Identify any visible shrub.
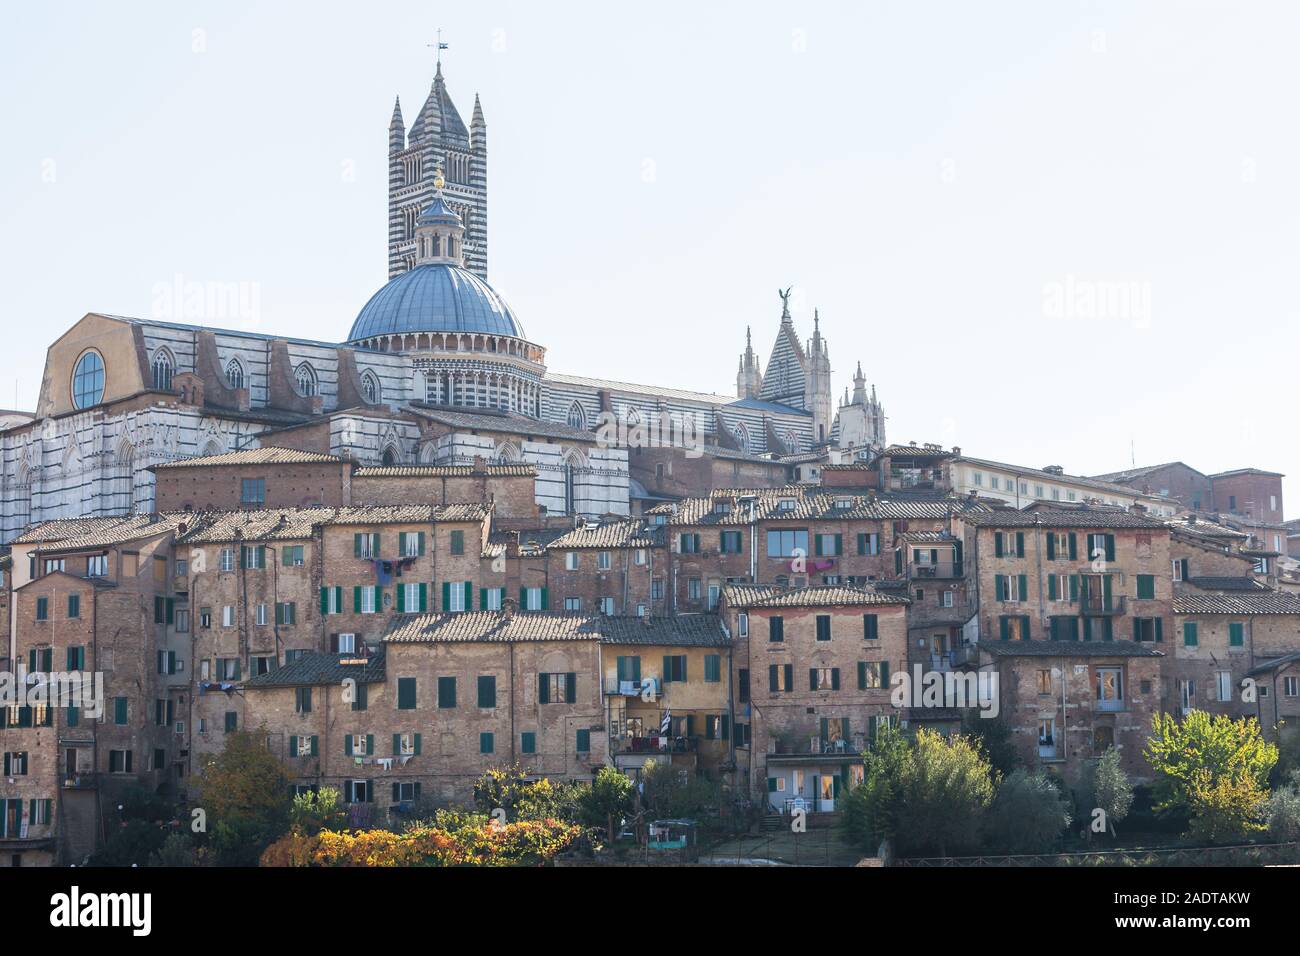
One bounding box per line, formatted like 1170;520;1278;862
985;769;1072;853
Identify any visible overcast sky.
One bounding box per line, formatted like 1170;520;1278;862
1;1;1296;508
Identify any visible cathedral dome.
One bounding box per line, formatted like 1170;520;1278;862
347;262;525;341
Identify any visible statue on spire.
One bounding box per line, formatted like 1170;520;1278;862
778;287;792;320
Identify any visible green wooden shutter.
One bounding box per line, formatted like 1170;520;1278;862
999;616;1009;641
880;661;889;687
1020;615;1031;640
831;668;840;690
1046;534;1056;560
353;534;362;557
1048;575;1057;601
345;735;353;756
566;672;576;704
1067;533;1077;560
1018;574;1028;601
464;581;473;610
1105;534;1115;562
858;661;867;689
290;736;299;757
396;583;406;612
1069;575;1079;602
809;668;818;690
994;532;1004;557
443;582;451;611
1155;617;1163;643
538;673;549;704
1015;532;1025;557
419;583;428;613
353;586;361;613
393;734;401;756
784;664;793;691
769;665;778;691
320;587;329;614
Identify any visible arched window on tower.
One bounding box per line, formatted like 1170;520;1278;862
361;371;381;404
225;358;244;390
152;349;175;391
295;363;317;397
566;401;587;431
732;423;750;455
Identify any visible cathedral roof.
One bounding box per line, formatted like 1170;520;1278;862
348;263;525;341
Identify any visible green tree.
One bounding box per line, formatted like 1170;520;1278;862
289;786;347;836
896;729;998;856
149;832;196;867
961;712;1019;777
1083;747;1134;839
583;766;636;842
985;769;1072;853
196;728;292;865
1144;710;1276;843
843;724;910;851
1266;771;1300;842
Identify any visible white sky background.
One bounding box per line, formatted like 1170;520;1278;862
1;1;1297;508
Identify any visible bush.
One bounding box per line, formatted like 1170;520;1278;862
1078;748;1134;839
289;787;348;836
985;770;1072;853
149;832;196;867
1266;776;1300;842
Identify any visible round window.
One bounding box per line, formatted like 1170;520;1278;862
72;350;105;408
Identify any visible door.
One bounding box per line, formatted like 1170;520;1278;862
817;774;836;812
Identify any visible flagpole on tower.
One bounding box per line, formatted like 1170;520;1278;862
428;28;449;68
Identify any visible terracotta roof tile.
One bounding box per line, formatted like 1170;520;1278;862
382;610;602;643
151;447;347;469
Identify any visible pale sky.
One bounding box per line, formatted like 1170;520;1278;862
1;1;1296;509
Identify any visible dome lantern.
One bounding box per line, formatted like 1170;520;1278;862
414;168;466;267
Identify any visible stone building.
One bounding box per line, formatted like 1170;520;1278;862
721;584;909;810
1;514;190;865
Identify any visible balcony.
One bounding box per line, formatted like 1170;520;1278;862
950;644;980;667
62;772;98;790
909;561;964;581
1096;698;1126;713
614;735;697;755
604;677;661;697
1080;595;1126;616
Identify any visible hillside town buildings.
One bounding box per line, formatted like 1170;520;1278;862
0;56;1295;867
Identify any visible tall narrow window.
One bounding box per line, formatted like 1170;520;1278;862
152;349;174;391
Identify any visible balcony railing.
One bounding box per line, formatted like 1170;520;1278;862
908;561;964;580
1097;699;1125;713
1080;595;1126;615
615;735;697;754
950;644;980;667
62;772;97;790
604;678;661;697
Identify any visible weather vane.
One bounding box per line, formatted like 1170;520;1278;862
428;28;449;68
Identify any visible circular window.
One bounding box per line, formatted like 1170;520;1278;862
72;350;105;409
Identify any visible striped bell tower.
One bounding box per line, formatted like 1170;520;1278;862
387;57;488;280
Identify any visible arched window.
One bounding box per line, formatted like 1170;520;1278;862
566;401;587;431
624;407;641;426
71;350;105;409
381;445;399;466
152;349;175;391
361;371;381;404
732;423;750;454
295;363;317;397
495;442;521;464
225;358;244;390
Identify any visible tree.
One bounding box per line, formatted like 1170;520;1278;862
196;728;292;865
149;832;196;867
844;727;997;857
1144;710;1277;843
985;769;1072;853
1266;771;1300;842
843;724;910;851
961;712;1019;777
896;729;998;856
582;766;635;843
1078;747;1134;839
289;787;347;836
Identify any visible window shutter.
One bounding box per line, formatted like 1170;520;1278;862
1018;575;1027;601
393;734;401;756
418;531;426;555
414;733;421;755
784;664;793;691
1015;532;1024;557
345;735;353;756
880;661;889;687
353;586;361;613
809;668;818;691
541;587;550;610
565;672;577;704
1068;533;1077;560
1069;575;1079;602
994;532;1004;557
366;734;374;755
354;534;361;558
1155;618;1163;643
320;587;329;614
1048;575;1057;601
1105;534;1115;562
290;736;299;757
538;673;550;704
1021;615;1031;640
480;588;488;610
815;535;823;557
311;736;318;756
418;583;427;612
519;587;527;609
443;582;451;610
994;575;1004;601
464;581;473;610
831;668;840;690
1046;535;1056;560
396;584;406;613
858;661;867;690
999;616;1009;641
769;665;778;692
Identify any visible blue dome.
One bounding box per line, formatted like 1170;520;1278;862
348;264;525;341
